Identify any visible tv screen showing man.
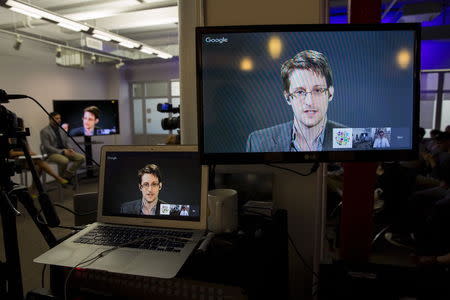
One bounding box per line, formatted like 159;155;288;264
69;106;101;136
246;50;345;152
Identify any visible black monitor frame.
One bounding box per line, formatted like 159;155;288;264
52;99;120;137
196;23;421;164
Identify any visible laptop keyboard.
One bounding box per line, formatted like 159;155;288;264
73;225;193;252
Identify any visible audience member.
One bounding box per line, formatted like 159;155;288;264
9;142;68;197
425;128;442;154
40;112;85;181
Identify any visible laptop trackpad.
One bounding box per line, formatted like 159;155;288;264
95;249;140;271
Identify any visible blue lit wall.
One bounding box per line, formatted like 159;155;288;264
330;4;450;70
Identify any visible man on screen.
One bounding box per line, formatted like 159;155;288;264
120;164;167;215
69;106;101;136
373;130;390;148
246;50;344;152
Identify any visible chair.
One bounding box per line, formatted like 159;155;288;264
39;144;79;201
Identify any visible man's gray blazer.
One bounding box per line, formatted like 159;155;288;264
120;199;166;215
40;125;69;155
245;120;345;152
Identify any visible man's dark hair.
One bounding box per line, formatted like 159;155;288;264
430;129;442;138
418;127;426;139
84;106;100;119
138;164;162;184
49;111;60;119
281;50;333;94
435;131;450;142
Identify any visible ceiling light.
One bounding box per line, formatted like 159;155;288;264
13;34;22;50
57;21;88;32
115;60;125;69
4;0;89;32
9;6;41;19
56;46;62;58
140;46;157;55
92;30;112;42
140;46;172;59
2;0;173;59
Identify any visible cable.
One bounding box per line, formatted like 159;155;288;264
54;203;96;216
266;161;320;176
25;95;101;167
36;208;87;231
288;233;320;280
41;264;47;288
63;233;195;300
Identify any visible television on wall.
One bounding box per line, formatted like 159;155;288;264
53;100;120;137
196;23;421;164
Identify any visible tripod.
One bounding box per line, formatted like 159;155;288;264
0;120;59;299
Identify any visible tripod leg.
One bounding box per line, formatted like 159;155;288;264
0;190;24;300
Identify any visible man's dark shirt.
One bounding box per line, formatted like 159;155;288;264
52;125;64;149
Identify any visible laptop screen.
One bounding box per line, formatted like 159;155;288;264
101;150;202;222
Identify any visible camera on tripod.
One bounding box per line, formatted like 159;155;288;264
157;103;180;131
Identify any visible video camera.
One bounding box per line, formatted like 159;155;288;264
157;102;180;131
0;105;26;159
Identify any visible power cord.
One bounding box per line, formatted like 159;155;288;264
63;233;195;300
41;264;46;288
25;95;100;167
36;208;87;231
288;233;320;281
266;161;320;176
54;203;97;216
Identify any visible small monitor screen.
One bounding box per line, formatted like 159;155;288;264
53;100;120;136
101;151;202;221
196;24;420;163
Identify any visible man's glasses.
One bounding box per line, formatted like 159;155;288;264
288;87;329;101
140;182;160;189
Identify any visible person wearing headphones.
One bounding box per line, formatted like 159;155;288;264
120;164;167;215
246;50;345;152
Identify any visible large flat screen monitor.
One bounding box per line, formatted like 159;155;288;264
53;100;120;137
196;24;421;164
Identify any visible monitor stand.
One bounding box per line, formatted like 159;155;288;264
83;136;95;178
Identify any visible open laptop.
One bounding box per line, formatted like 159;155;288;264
34;145;208;278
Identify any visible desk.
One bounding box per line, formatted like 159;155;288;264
49;210;288;300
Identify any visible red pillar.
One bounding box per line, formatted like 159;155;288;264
339;0;381;263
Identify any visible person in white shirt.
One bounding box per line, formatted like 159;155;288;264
373;130;390;148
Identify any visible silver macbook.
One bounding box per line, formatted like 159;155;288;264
34;145;208;278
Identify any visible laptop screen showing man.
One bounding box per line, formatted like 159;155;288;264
97;145;208;230
102;150;201;221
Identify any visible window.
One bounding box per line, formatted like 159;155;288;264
131;80;180;136
420;71;450;136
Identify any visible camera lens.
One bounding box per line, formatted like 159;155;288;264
161;116;180;130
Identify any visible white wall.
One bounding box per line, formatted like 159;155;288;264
178;1;326;299
0;33;122;153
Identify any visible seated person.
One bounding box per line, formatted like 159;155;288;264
120;164;167;215
69;106;102;136
40;112;85;181
9;143;68;196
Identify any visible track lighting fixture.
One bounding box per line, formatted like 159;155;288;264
115;60;125;69
55;45;62;58
2;0;173;59
13;34;22;50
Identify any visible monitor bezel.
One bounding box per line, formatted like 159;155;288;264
52;99;120;137
196;23;421;164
